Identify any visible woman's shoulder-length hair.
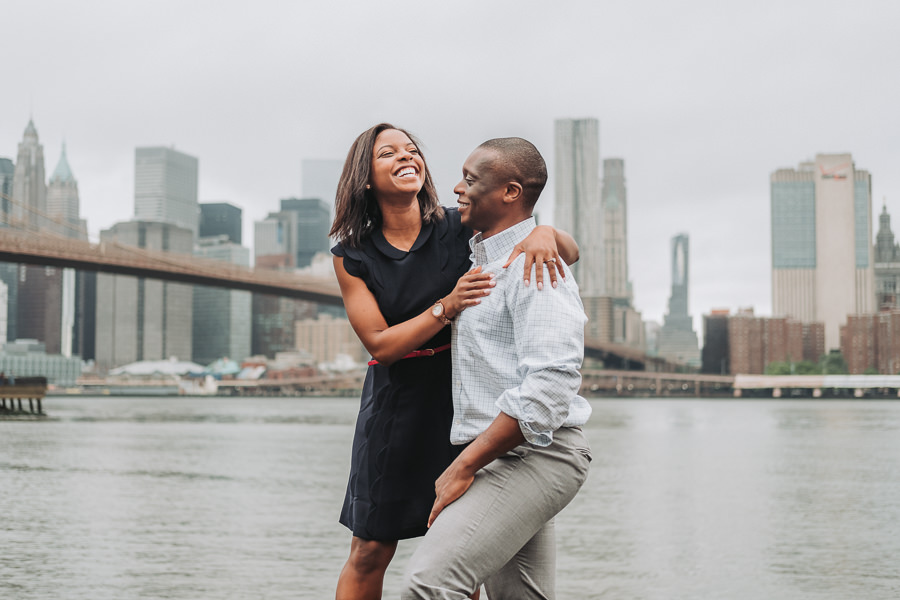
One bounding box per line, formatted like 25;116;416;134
329;123;443;248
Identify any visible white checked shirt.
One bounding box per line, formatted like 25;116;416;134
450;217;592;447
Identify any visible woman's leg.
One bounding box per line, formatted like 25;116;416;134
336;536;398;600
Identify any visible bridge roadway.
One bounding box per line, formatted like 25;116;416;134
0;228;672;369
0;228;343;305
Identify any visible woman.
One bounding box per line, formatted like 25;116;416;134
331;124;578;599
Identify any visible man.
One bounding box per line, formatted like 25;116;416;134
400;138;592;599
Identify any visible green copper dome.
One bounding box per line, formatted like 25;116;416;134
50;142;75;183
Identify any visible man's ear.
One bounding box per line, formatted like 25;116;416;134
504;182;523;204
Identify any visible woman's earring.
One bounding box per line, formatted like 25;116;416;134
365;184;371;190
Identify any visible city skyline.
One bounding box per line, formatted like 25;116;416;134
3;0;899;331
2;114;895;334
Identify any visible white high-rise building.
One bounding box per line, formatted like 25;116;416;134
554;118;603;296
134;147;199;236
771;153;875;350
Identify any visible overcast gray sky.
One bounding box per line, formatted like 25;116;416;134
3;0;899;329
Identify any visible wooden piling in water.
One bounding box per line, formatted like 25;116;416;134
0;377;49;418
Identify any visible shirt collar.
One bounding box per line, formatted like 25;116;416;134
470;217;536;266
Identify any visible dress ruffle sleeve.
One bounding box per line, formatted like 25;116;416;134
332;242;369;280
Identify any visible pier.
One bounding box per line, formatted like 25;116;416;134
581;371;900;399
0;377;49;418
582;369;734;397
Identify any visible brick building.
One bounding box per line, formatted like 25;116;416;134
703;309;824;375
840;310;900;374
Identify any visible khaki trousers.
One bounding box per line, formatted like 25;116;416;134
400;427;592;600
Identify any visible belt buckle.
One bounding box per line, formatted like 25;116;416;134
422;348;435;356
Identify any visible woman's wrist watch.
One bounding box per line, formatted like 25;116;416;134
431;299;452;326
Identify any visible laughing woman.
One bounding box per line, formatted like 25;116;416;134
331;123;578;599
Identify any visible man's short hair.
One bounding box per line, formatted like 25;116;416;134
477;138;548;207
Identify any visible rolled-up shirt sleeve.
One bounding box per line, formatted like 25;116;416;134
494;262;587;446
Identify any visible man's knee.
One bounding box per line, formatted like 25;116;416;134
401;560;473;599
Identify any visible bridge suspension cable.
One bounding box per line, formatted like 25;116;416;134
0;189;95;242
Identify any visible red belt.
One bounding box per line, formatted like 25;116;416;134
367;343;451;366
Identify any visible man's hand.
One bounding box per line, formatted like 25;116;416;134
427;412;526;528
428;461;475;528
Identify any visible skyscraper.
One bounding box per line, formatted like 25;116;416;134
193;237;251;365
771;154;874;350
199;202;242;244
0;160;16;341
0;158;14;226
95;221;194;370
554;118;603;295
255;198;331;269
12;119;46;230
16;265;64;355
251;201;324;359
134;147;199;236
874;204;900;310
657;233;700;366
46;143;86;239
9;121;72;355
280;198;331;268
602;158;630;300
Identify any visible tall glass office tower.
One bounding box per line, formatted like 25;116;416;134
554;118;603;295
771;154;874;350
134;147;199;236
200;202;242;244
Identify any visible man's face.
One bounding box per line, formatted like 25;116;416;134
454;148;507;236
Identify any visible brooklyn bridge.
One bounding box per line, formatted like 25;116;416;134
0;191;678;372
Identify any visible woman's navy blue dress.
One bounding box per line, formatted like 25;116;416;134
332;207;472;541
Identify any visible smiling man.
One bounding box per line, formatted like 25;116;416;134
400;138;593;600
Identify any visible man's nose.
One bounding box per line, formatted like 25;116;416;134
453;180;465;194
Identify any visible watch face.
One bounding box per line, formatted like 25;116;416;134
432;303;443;317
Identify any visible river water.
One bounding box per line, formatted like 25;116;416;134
2;396;899;599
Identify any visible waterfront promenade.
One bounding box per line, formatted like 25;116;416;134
50;371;900;400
